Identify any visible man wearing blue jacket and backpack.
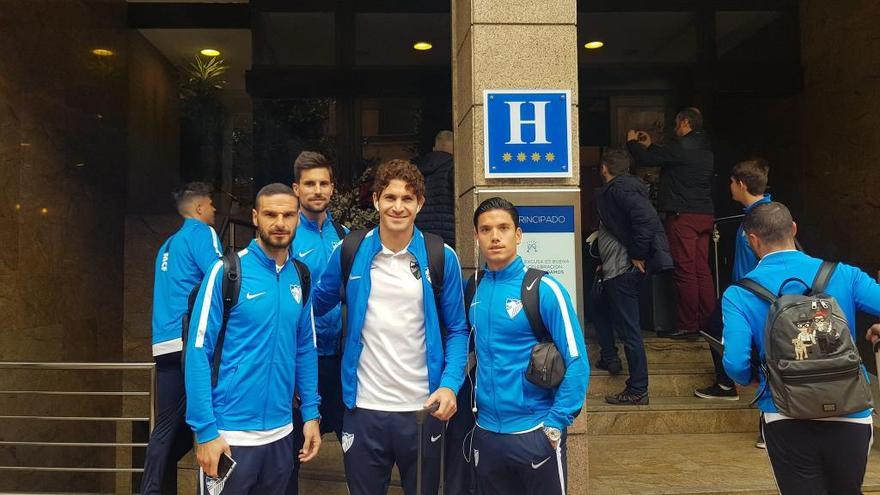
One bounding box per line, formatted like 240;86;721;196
468;197;589;495
185;184;321;494
722;202;880;494
312;159;468;495
142;182;221;495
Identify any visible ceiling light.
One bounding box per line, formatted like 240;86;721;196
584;41;604;50
40;207;48;215
413;41;433;51
92;48;114;57
200;48;221;57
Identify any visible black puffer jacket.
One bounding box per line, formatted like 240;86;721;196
626;130;714;214
596;174;674;274
415;151;456;248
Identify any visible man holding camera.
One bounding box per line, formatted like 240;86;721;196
467;197;589;495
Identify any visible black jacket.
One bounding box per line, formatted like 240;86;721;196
415;151;456;248
626;130;714;214
596;174;674;274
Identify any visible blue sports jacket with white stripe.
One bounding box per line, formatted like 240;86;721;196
469;256;589;433
151;218;222;356
184;239;320;444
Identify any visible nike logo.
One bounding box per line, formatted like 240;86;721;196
430;434;442;443
470;301;480;307
531;456;551;469
349;275;362;281
245;292;266;300
298;249;315;258
526;278;538;291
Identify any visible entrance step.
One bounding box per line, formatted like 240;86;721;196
588;432;880;494
583;395;760;435
587;335;714;366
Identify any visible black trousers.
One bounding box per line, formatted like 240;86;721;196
593;271;649;394
141;352;193;495
445;371;479;495
705;305;735;387
473;427;567;495
763;416;873;495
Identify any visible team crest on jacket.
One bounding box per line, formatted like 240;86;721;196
290;284;302;304
506;298;523;319
341;432;354;453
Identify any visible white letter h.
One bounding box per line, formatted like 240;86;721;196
505;101;550;145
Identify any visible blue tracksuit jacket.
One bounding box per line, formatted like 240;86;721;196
185;239;320;444
151;218;222;356
722;249;880;416
312;227;469;409
730;194;772;282
469;257;589;433
292;212;348;356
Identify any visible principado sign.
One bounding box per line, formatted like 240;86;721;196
483;89;573;179
517;205;577;299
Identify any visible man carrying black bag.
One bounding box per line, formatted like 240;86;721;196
467;197;589;495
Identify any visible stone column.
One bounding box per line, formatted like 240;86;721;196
451;1;587;493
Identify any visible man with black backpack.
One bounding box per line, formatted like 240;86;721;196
142;182;221;495
466;197;589;495
722;202;880;494
185;184;321;494
311;159;468;495
287;151;348;495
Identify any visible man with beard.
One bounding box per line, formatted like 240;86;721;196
185;183;321;494
287;151;348;495
312;159;469;495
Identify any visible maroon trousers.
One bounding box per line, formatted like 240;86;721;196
665;213;716;332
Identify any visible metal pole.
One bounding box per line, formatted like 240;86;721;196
713;223;721;299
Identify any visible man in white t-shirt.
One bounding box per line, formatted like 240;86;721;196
312;159;469;494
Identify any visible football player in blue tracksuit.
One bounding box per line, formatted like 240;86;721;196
722;202;880;494
468;197;589;495
142;182;221;495
287;151;348;495
696;158;772;402
186;184;321;495
312;159;469;495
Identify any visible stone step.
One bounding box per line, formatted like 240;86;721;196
588;432;880;494
589;363;719;397
587;336;715;366
582;395;761;435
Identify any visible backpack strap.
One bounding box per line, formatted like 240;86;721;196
423;232;446;318
339;229;370;303
463;271;484;329
331;219;347;242
292;258;311;306
521;268;550;343
735;278;776;304
211;253;241;388
810;261;838;295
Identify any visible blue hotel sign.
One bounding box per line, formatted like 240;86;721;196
483;89;573;178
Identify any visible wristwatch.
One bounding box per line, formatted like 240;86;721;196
543;426;562;444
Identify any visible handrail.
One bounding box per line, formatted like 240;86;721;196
712;214;746;298
0;361;156;483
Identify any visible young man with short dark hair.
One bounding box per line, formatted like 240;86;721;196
286;151;349;495
141;182;221;495
592;149;673;406
468;197;589;495
312;159;469;495
696;158;771;401
722;201;880;493
186;184;321;494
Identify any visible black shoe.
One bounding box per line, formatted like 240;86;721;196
595;359;623;375
694;382;739;401
604;390;649;406
655;330;676;338
668;330;700;341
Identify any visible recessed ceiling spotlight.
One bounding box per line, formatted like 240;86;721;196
584;41;604;49
413;41;433;51
200;48;221;57
92;48;114;56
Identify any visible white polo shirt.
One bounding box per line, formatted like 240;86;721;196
355;242;429;411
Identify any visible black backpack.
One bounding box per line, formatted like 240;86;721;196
337;229;446;350
737;261;873;418
464;268;567;389
181;253;311;388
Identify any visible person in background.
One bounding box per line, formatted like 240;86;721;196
415;130;456;248
141;182;221;495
